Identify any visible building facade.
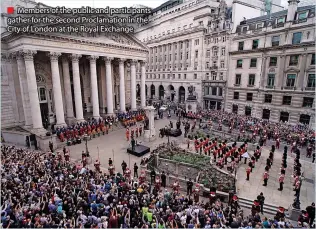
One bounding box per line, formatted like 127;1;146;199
134;0;283;108
225;1;315;127
1;0;148;132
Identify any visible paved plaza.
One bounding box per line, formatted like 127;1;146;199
64;116;315;212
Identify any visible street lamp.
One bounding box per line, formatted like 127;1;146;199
83;134;89;157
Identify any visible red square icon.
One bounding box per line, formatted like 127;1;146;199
7;7;14;14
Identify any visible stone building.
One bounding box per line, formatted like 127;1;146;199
134;0;283;107
1;0;148;139
225;0;315;127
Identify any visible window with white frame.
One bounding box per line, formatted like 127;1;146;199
206;50;210;58
219;72;223;80
212;72;217;80
38;87;47;102
220;61;225;68
195;39;199;45
221;47;225;56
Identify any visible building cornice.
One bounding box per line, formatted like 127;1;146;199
233;23;314;40
1;32;149;53
229;41;315;55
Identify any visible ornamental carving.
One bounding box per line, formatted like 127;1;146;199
88;55;99;62
71;54;82;62
48;52;61;61
103;57;113;64
130;59;138;65
36;74;46;83
269;68;275;73
19;50;37;61
118;58;126;64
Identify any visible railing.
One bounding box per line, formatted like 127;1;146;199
293;18;307;24
305;87;315;91
265;85;275;89
283;86;295;90
272;23;284;28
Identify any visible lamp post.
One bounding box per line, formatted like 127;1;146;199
83;134;89;157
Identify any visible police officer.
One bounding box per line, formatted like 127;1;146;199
187;178;193;196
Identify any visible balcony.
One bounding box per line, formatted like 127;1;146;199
305;87;315;91
247;84;255;87
283;86;296;90
210;66;218;70
212;56;218;60
265;85;275;89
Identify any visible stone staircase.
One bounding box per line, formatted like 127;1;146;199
238;197;288;217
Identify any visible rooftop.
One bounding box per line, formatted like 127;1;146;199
239;5;315;24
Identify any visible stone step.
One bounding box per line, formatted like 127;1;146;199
238;197;288;217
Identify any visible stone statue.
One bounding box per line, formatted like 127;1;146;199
187;86;197;101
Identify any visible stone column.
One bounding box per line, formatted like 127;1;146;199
260;57;267;88
16;52;32;127
61;56;74;120
130;60;137;111
48;52;66;127
119;58;126;112
141;61;146;108
88;55;100;118
277;55;286;88
71;54;84;121
22;50;44;130
104;57;114;114
298;54;307;89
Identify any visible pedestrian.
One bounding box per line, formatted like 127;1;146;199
133;163;138;178
306;203;315;227
312;153;315;163
150;169;156;184
187;178;193;196
161;171;166;188
246;167;251;181
257;192;265;214
121;160;127;173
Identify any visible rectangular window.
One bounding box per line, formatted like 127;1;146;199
234;92;239;100
212;72;217;80
307;74;315;88
283;96;292;105
248;74;255;86
245;106;252;116
164;46;167;51
277;17;285;24
219;72;223;80
269;57;278;66
252;39;259;49
195;39;199;45
169;54;171;60
232;104;238;114
206;62;209;68
184;74;187;79
178;74;181;79
303;97;313;107
175;53;177;60
250;58;257;68
194;74;197;79
267;74;275;87
238;41;244;51
299;114;310;125
38;88;46;101
195;50;198;58
180;52;183;60
220;61;225;68
271;35;280;47
289;55;299;66
292;32;302;44
164;55;167;61
235;74;241;85
187;41;189;48
246;93;253;101
186;52;189;60
311;54;315;65
180;42;183;49
221;48;225;56
212;87;217;95
236;59;243;68
298;12;307;20
286;74;296;87
280;112;289;122
206;50;210;58
169;44;171;50
264;94;272;103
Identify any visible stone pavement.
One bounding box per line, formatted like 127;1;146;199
62;116;315;212
236;145;315;211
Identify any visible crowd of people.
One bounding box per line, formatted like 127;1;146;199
117;110;146;128
3;144;315;228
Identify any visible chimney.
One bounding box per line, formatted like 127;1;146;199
287;0;300;22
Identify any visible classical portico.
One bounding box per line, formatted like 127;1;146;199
1;32;148;133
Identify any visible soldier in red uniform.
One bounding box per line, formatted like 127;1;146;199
154;176;161;192
278;171;285;191
251;200;260;216
276;137;280;149
59;132;65;142
139;170;146;184
135;126;139;138
126;128;130;141
263;169;269;186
